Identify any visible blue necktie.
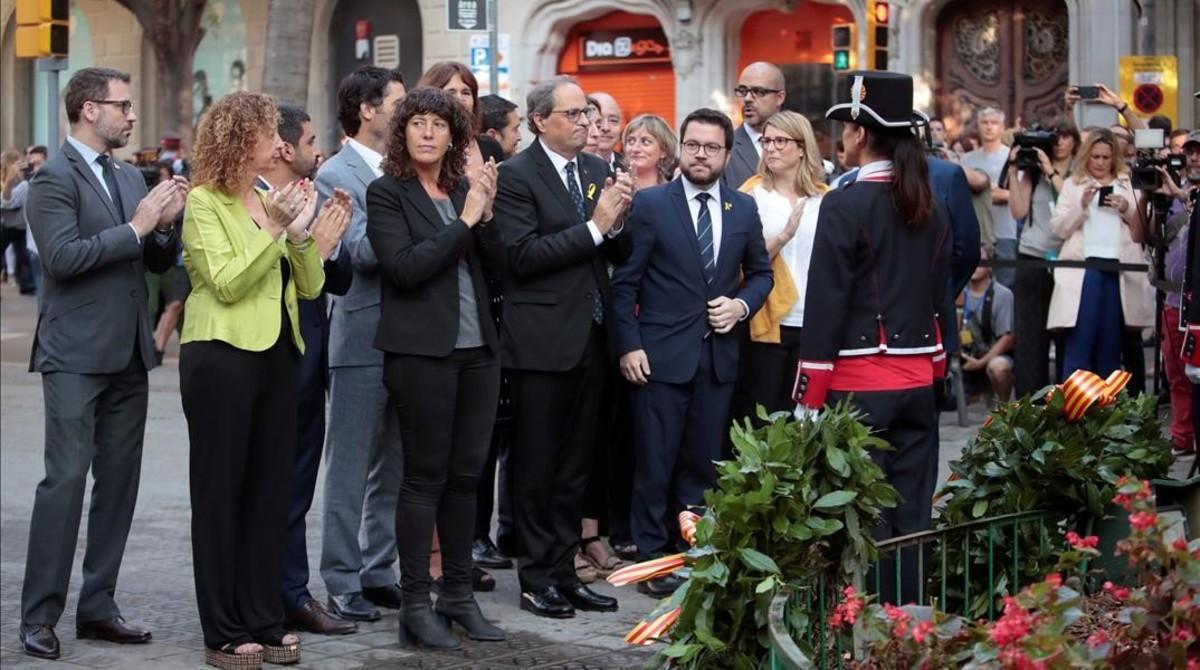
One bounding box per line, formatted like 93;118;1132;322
695;192;715;284
565;162;604;324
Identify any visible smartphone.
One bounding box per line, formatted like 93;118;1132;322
1097;185;1114;206
1074;85;1100;100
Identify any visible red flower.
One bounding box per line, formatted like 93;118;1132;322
912;620;935;644
883;603;912;637
1174;627;1193;644
828;587;865;629
989;597;1033;647
1173;538;1190;552
999;647;1045;670
1043;573;1062;588
1065;531;1099;550
1129;511;1158;532
1087;630;1110;648
1103;581;1131;601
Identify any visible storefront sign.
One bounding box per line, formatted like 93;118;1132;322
578;28;671;68
447;0;488;32
1119;55;1178;127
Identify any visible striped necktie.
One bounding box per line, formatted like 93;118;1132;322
695;192;715;284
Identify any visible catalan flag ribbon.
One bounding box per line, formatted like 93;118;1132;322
1059;369;1131;421
608;511;703;645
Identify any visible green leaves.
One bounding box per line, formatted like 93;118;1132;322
650;401;900;669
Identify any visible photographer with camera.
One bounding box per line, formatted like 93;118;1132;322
1047;129;1152;380
1006;120;1081;395
1154;131;1200;452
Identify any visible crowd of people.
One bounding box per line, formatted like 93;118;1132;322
8;56;1199;670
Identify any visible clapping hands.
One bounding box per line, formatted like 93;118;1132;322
310;188;352;260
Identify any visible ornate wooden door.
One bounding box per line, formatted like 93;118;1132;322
936;0;1069;137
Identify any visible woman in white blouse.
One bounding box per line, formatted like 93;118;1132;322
1047;128;1150;379
730;110;828;421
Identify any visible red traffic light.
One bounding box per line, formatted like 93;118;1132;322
874;1;890;25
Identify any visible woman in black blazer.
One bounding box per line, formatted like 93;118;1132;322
366;87;505;650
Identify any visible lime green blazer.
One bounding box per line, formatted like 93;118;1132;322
181;185;325;353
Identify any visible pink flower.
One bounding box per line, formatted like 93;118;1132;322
1129;511;1158;532
1173;538;1190;552
1065;531;1099;550
1087;630;1110;648
1174;627;1193;644
912;620;935;644
999;647;1045;670
1043;573;1062;588
883;603;911;637
1103;581;1131;601
828;587;865;629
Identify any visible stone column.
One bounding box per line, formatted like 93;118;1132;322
1070;0;1135;129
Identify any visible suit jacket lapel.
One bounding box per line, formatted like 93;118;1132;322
578;158;602;221
732;126;759;184
529;141;582;224
114;161;141;224
341;144;379;191
671;180;707;282
62;142;121;225
399;178;448;232
715;183;738;277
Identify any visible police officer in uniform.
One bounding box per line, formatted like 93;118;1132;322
792;72;951;553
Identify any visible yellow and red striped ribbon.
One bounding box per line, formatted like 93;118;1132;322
1059;369;1131;421
611;511;705;645
625;603;682;645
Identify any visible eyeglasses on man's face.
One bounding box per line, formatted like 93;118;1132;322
548;107;599;124
681;140;725;157
734;86;782;99
759;136;803;151
91;100;134;115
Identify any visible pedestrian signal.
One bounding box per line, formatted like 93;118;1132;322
831;24;854;72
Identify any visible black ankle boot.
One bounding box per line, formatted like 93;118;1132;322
399;603;460;650
435;594;506;641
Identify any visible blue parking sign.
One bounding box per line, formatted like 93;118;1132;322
470;47;489;67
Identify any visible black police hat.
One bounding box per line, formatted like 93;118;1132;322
825;70;928;129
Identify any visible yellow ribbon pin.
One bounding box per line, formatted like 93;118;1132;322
587;183;597;201
723;201;732;211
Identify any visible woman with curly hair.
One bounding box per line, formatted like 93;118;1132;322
366;87;505;650
180;91;328;670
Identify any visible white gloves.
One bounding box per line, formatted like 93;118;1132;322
1186;364;1200;385
794;404;821;421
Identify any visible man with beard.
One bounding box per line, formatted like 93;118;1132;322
19;67;188;660
725;62;786;189
613;108;773;596
258;104;356;634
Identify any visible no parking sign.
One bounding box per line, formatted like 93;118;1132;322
1119;55;1178;128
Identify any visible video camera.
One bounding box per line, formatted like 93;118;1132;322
1012;127;1058;171
1130;129;1184;190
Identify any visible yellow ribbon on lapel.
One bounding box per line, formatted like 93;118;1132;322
586;183;597;201
723;201;732;211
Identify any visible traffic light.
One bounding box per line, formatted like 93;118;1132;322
831;24;855;72
15;0;69;59
868;1;890;70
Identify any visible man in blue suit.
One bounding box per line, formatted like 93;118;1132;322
612;109;773;596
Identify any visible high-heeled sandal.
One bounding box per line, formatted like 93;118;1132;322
205;642;263;670
254;633;300;665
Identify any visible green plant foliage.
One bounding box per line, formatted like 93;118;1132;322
652;402;900;669
932;387;1172;618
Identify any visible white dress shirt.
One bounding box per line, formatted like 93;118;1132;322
346;138;385;178
753;186;822;327
681;176;749;320
744;123;764;158
681;176;724;261
538;138;613;246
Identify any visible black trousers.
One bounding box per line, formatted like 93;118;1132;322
1013;259;1055;397
475;404;513;547
282;300;326;612
730;325;804;424
509;327;607;591
582;370;635;545
22;349;146;625
831;387;937;605
1;226;34;292
385;347;499;601
181;335;297;649
631;338;734;559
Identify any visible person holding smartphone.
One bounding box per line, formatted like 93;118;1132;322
1047;129;1151;379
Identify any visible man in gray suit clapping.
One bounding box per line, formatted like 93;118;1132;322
19;67;187;661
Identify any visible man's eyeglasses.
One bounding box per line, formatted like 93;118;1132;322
734;86;782;99
548;107;599;124
759;137;803;151
681;140;725;157
91;100;134;115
